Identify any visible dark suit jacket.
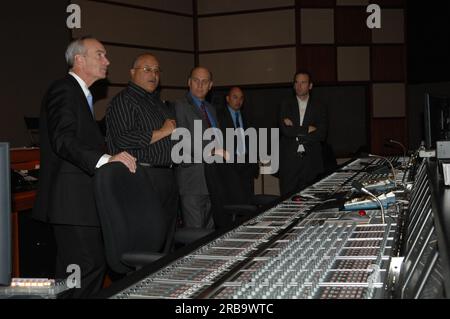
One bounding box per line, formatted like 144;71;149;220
174;94;219;195
279;95;327;181
217;106;259;176
33;75;105;226
217;106;249;154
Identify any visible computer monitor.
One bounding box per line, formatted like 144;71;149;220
424;93;450;149
0;142;11;286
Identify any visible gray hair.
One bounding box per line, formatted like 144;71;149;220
65;36;94;68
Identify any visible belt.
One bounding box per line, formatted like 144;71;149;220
139;162;173;169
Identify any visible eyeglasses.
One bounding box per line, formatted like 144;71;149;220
134;66;162;74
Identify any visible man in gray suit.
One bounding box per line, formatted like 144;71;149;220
174;67;218;229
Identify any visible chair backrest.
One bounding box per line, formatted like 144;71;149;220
94;162;167;273
204;163;251;228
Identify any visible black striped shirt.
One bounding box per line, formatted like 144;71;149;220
106;82;174;165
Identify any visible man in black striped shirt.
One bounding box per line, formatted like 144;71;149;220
106;53;178;252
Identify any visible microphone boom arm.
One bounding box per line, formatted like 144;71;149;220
352;181;386;224
369;154;398;188
360;189;386;224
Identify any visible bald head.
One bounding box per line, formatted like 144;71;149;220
226;87;244;111
130;53;160;93
188;66;213;100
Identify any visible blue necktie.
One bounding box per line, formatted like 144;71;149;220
235;112;241;128
87;92;94;117
235;112;245;155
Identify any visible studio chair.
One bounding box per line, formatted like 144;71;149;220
94;162;213;273
173;227;214;249
24;116;40;147
204;162;279;228
94;162;168;274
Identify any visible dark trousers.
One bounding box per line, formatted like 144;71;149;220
140;167;178;253
53;224;106;299
279;156;318;196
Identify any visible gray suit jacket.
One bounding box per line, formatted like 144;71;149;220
174;94;219;195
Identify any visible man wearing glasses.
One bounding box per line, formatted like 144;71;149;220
106;53;178;253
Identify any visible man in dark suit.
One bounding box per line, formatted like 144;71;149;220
174;67;220;229
279;70;327;196
217;87;258;199
33;37;136;298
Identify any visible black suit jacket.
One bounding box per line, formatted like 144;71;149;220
33;75;105;226
217;106;249;157
279;95;327;179
217;107;258;195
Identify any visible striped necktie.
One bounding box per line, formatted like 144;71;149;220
200;102;212;128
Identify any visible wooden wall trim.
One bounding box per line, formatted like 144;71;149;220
101;41;194;54
199;44;296;55
198;6;295;18
89;0;193;17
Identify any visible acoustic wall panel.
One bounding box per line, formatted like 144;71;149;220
337;47;370;81
199;48;296;86
300;9;334;44
197;0;294;15
372;9;405;44
372;83;406;117
72;0;193;51
198;10;295;51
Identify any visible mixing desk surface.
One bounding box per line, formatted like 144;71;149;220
107;156;422;299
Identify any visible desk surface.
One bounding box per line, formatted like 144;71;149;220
10;148;40;171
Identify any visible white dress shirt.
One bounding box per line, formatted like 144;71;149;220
296;95;309;153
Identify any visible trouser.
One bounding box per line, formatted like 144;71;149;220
279;157;319;196
53;224;106;299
